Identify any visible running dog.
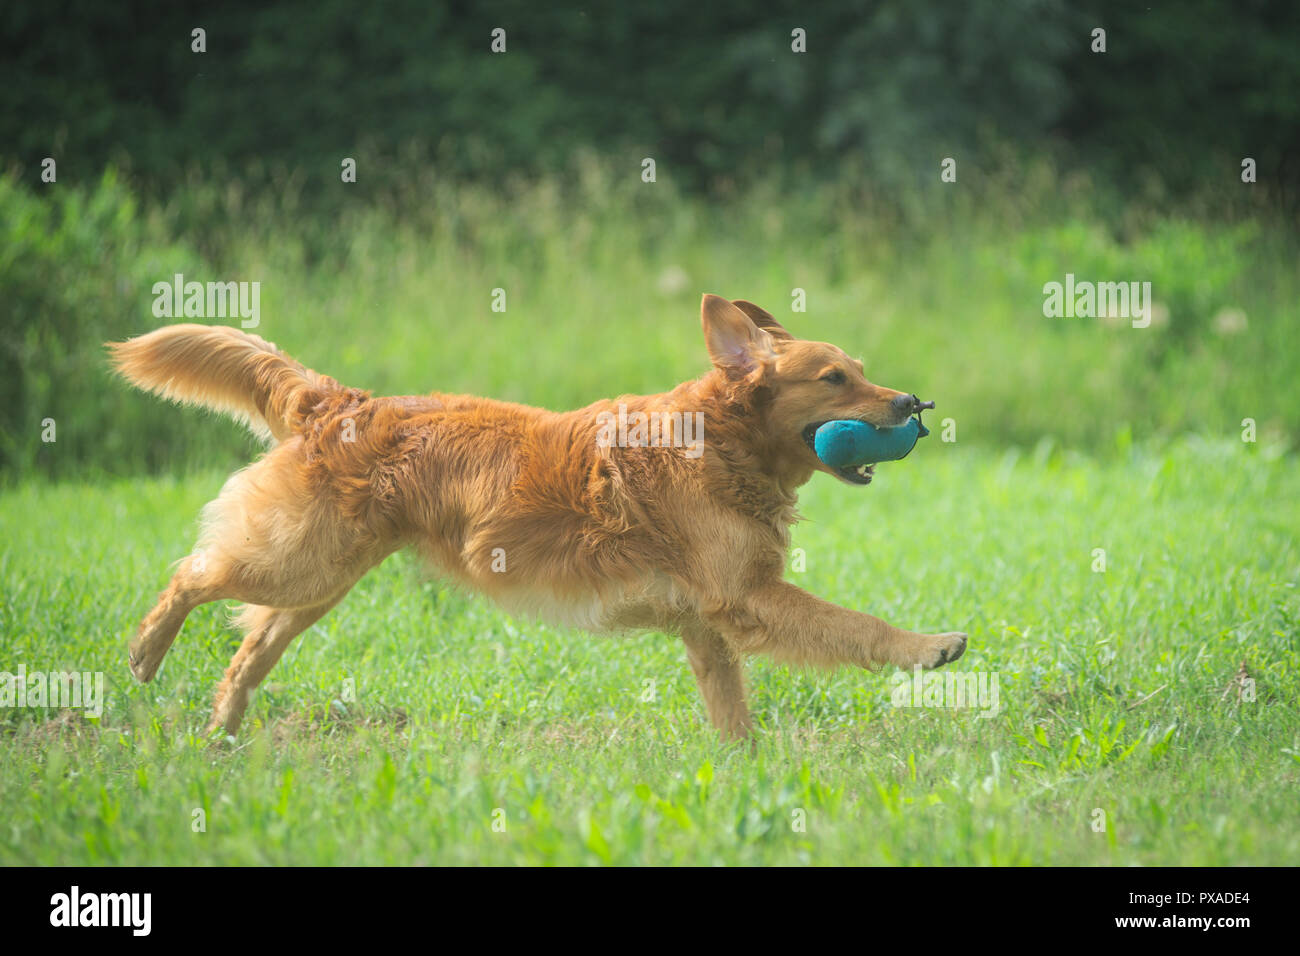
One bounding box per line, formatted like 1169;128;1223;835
109;295;966;739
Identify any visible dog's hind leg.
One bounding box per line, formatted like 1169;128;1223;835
128;552;236;683
681;622;753;741
205;597;347;736
128;438;390;685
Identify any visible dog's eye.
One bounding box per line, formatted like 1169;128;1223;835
820;370;847;386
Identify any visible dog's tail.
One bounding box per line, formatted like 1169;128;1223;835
107;325;344;442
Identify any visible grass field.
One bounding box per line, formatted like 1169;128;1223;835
5;164;1299;480
2;437;1296;865
3;159;1297;865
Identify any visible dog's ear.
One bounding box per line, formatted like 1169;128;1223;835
701;294;776;374
731;300;793;341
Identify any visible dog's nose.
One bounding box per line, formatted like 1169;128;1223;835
891;393;919;415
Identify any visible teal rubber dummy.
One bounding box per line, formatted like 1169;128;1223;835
813;416;930;467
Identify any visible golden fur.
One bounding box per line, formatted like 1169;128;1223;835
108;295;966;739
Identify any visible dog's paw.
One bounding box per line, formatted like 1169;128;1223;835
917;631;968;670
127;642;161;683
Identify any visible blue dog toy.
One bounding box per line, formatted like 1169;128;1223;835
813;415;931;467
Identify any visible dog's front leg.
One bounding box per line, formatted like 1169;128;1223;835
706;579;967;672
680;622;753;741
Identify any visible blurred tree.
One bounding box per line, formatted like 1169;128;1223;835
4;0;1293;198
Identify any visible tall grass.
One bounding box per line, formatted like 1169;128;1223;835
2;154;1295;481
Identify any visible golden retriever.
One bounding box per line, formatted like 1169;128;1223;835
109;295;966;739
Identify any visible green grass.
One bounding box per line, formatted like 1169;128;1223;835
1;438;1296;865
4;156;1298;864
5;161;1298;480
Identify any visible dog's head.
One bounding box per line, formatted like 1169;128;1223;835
700;294;931;486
